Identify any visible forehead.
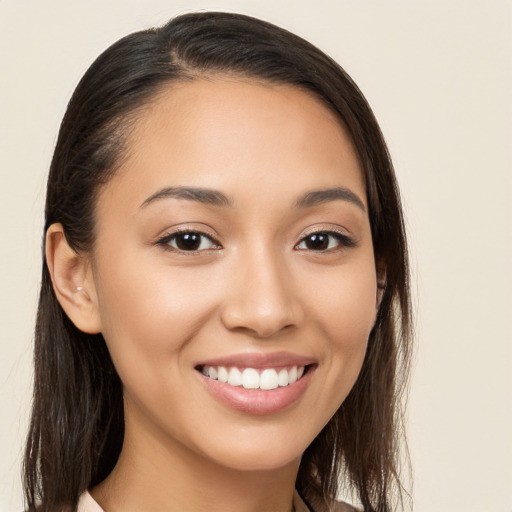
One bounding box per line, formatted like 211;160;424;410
98;78;365;212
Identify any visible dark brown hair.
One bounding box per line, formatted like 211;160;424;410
24;11;412;512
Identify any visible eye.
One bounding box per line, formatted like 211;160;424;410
296;231;355;251
158;231;220;252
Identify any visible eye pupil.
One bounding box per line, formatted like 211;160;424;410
306;233;329;250
176;233;201;250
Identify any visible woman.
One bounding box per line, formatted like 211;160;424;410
24;11;412;512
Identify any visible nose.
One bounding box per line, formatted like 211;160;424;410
220;248;304;338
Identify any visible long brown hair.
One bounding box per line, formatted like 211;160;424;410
24;11;412;512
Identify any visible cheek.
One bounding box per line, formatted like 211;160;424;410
92;252;219;380
312;256;377;343
309;257;377;395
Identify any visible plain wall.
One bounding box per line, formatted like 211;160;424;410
1;1;511;511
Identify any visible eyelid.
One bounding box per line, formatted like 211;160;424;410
300;224;350;238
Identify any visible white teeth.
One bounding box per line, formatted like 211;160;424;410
288;366;298;384
277;369;289;387
242;368;260;389
227;367;243;387
260;369;278;390
217;366;228;383
201;365;306;390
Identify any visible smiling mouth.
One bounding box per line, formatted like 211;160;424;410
196;364;311;390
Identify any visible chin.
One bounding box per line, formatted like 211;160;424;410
194;430;311;473
207;449;301;473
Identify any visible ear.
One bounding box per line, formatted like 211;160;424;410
45;223;102;334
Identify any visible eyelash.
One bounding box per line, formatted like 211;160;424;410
155;228;356;254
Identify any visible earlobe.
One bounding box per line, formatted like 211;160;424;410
45;223;102;334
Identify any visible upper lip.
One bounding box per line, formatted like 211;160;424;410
196;351;315;369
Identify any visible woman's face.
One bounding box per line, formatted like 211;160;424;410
89;79;377;472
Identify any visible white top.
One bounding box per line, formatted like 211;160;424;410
77;492;104;512
77;489;312;512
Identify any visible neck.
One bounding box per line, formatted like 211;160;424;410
91;412;300;512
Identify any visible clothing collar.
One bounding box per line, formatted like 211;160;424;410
78;489;312;512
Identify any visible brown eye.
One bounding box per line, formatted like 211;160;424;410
296;231;356;251
163;231;218;252
302;233;330;250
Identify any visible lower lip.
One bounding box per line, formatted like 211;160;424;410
198;367;314;415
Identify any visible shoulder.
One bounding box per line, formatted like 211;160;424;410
295;490;360;512
77;491;104;512
317;500;359;512
331;501;360;512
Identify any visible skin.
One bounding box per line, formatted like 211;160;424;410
47;78;378;512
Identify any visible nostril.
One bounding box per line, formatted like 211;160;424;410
219;281;303;337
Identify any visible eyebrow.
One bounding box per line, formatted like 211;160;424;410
140;185;365;212
294;187;366;212
140;186;233;208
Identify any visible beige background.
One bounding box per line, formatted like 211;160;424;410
1;1;511;511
